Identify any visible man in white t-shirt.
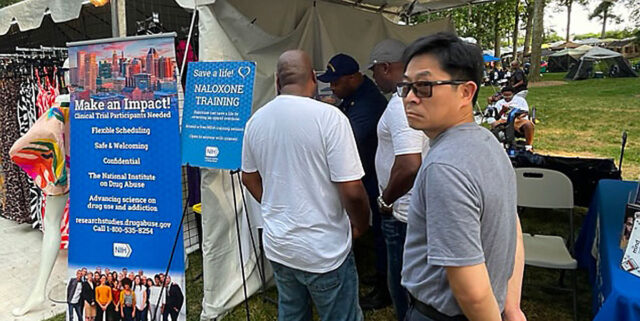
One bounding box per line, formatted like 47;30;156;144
368;39;428;320
491;86;535;149
241;50;370;321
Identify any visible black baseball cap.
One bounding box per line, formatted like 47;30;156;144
318;53;360;83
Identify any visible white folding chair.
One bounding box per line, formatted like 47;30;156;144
515;168;578;321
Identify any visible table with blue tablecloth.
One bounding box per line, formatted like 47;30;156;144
575;179;640;321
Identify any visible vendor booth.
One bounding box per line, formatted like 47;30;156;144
173;0;461;318
1;0;502;320
575;180;640;321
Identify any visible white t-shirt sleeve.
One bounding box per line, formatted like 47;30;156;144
516;97;529;112
387;97;425;156
241;121;258;173
325;112;365;182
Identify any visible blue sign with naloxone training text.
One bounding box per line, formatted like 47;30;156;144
181;61;256;169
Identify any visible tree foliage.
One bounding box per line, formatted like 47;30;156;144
414;0;520;50
620;0;639;28
573;28;638;40
0;0;20;8
589;0;622;38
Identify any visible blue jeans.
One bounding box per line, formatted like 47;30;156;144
270;252;363;321
381;215;409;320
68;302;83;321
404;305;437;321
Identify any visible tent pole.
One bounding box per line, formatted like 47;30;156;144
110;0;127;37
117;0;127;36
110;0;118;37
180;7;198;80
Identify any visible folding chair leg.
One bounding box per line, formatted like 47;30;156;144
572;269;578;321
559;270;566;287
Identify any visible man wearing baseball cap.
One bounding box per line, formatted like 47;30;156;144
370;38;429;320
319;53;390;309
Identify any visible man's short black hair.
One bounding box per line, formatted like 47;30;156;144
402;32;483;104
501;86;514;93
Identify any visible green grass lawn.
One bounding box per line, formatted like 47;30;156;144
45;73;639;321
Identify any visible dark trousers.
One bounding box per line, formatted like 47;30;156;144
135;306;147;321
363;174;387;280
96;303;110;321
110;305;122;321
68;302;83;321
122;306;134;321
162;306;179;321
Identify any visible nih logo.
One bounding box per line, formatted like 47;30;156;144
206;146;220;157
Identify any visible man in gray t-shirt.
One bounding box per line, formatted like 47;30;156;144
399;33;525;321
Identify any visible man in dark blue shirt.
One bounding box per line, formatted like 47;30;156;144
319;53;390;310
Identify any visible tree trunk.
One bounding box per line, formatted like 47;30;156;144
530;0;545;82
513;0;521;60
566;0;572;42
494;10;501;58
601;5;608;38
524;1;534;55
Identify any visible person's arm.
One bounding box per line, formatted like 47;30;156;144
446;264;502;321
380;100;425;213
120;292;125;316
380;153;422;214
176;287;184;311
241;171;262;203
503;216;527;321
132;293;136;316
106;288;112;308
142;290;147;309
336;180;370;239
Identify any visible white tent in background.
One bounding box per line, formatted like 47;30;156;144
548;45;592;72
566;46;638;80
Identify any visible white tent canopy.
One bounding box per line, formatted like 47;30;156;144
550;45;592;59
581;46;623;60
177;0;498;17
176;0;456;319
0;0;492;38
0;0;85;36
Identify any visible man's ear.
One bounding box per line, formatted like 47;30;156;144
276;76;282;95
459;81;477;107
383;62;392;74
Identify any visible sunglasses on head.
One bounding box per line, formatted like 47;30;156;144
396;80;468;98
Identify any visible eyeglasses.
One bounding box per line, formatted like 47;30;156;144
396;80;468;98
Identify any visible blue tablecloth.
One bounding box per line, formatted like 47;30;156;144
575;179;640;321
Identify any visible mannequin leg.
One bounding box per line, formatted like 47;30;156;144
12;193;69;316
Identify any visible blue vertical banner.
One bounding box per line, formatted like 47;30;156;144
67;34;185;321
181;61;256;169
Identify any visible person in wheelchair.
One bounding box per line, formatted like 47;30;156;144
490;86;535;151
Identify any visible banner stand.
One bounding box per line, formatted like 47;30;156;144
232;172;277;306
230;169;252;320
148;189;190;321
